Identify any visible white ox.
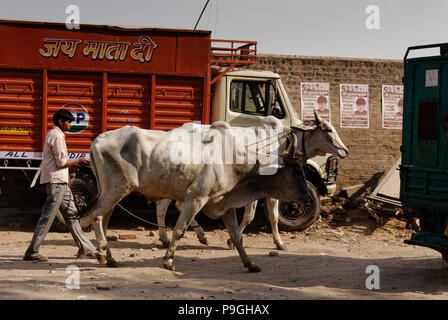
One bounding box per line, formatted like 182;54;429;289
89;116;313;272
151;111;348;250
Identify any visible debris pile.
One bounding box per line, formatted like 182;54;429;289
320;194;404;228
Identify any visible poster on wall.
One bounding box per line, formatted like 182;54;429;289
382;85;403;129
340;84;369;128
300;82;331;122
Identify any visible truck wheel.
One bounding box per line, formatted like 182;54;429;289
275;181;321;231
53;175;96;232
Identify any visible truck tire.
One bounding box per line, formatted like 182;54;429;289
274;181;321;231
53;175;97;232
442;250;448;264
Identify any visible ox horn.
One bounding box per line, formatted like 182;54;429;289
314;109;323;125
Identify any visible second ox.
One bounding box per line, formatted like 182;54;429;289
151;111;348;251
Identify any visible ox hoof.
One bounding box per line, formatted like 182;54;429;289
199;236;208;246
163;261;176;272
227;239;235;250
107;259;118;268
245;262;261;273
276;243;288;251
96;253;107;264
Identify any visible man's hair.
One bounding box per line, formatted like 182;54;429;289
53;109;75;125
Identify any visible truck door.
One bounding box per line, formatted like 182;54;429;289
401;59;448;203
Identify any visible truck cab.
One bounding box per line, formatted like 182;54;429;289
210;69;339;230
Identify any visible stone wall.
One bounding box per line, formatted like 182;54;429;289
249;54;404;191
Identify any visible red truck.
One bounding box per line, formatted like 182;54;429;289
0;20;339;231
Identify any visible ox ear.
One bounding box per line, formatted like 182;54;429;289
238;160;261;184
314;109;323;125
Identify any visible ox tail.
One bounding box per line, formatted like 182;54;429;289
89;145;102;209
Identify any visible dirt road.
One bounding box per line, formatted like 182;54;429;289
0;207;447;300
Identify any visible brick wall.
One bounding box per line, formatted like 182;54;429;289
249;54;404;191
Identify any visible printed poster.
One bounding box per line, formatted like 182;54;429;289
382;85;403;129
300;82;331;122
340;84;369;128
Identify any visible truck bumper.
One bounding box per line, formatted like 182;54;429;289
324;155;338;197
325;182;337;197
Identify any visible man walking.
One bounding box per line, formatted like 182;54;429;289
24;109;97;262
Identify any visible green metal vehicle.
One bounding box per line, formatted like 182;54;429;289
401;43;448;262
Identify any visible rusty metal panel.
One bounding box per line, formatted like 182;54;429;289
176;35;210;74
0;21;210;76
154;76;204;130
47;71;101;153
106;74;151;130
0;69;42;151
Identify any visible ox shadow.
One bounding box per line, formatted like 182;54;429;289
140;253;448;296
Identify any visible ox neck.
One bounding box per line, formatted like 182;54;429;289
281;128;308;166
294;129;308;162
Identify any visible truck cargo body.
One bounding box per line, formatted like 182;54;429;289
0;20;211;159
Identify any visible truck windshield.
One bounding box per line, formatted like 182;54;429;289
230;80;285;119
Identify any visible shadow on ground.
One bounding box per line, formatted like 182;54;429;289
1;251;447;298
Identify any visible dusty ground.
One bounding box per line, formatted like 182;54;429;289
0;205;447;300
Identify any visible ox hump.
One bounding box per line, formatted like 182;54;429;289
202;121;231;143
210;121;231;131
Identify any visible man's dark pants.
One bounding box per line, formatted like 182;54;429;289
25;182;96;258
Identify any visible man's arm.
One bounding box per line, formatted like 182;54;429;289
51;134;90;169
64;158;89;168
